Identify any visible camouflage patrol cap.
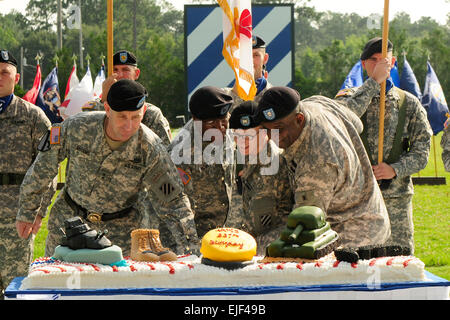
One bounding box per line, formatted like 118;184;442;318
257;86;301;122
229;100;260;129
360;37;393;60
113;50;138;66
107;79;148;112
0;49;18;68
189;86;233;120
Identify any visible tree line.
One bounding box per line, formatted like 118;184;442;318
1;0;448;127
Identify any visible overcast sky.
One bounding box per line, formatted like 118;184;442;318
0;0;448;24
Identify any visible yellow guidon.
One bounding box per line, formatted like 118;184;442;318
200;228;256;262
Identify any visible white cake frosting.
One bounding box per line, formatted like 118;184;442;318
20;254;427;290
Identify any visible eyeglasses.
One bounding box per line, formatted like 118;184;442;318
203;116;229;129
233;133;258;141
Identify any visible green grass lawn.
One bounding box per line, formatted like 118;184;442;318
411;131;449;280
34;130;449;280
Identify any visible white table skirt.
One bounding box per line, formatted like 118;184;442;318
5;271;449;300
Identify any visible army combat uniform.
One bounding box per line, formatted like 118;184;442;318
225;100;294;254
167;119;235;239
82;98;173;233
17;111;199;257
441;119;450;172
1;95;51;295
82;99;172;146
226;140;294;255
335;77;432;252
223;83;273;231
259;91;391;248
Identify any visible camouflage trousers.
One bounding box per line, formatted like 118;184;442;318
228;185;286;256
45;190;146;257
383;195;414;254
0;187;34;297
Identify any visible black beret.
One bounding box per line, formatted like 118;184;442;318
0;49;17;68
257;86;301;122
252;35;266;49
229;100;260;129
107;79;148;112
113;50;138;66
360;37;393;60
189;86;233;120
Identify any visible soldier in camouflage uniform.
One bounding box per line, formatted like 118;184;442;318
0;50;52;297
81;50;172;234
258;86;390;248
335;38;432;253
226;101;294;255
441;118;450;172
168;86;235;239
16;80;199;258
81;50;172;145
222;36;273;236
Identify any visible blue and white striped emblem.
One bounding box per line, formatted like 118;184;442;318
185;4;294;106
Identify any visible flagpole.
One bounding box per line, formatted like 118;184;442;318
378;0;390;164
107;0;114;77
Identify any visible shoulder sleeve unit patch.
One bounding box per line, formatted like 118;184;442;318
81;101;96;110
177;167;191;185
335;88;354;98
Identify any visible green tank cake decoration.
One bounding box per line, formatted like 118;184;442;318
266;206;340;259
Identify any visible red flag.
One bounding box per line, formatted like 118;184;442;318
22;64;42;104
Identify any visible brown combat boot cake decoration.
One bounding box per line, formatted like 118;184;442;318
130;229;177;262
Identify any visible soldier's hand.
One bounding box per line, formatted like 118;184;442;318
371;58;391;84
16;220;33;239
16;215;43;239
372;162;396;180
101;73;118;102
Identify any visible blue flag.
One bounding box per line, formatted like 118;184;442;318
36;67;63;123
400;56;422;100
341;60;363;89
341;60;400;90
421;62;449;135
390;60;400;87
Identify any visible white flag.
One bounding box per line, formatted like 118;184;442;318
218;0;256;100
60;66;93;119
93;65;106;98
64;64;79;99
